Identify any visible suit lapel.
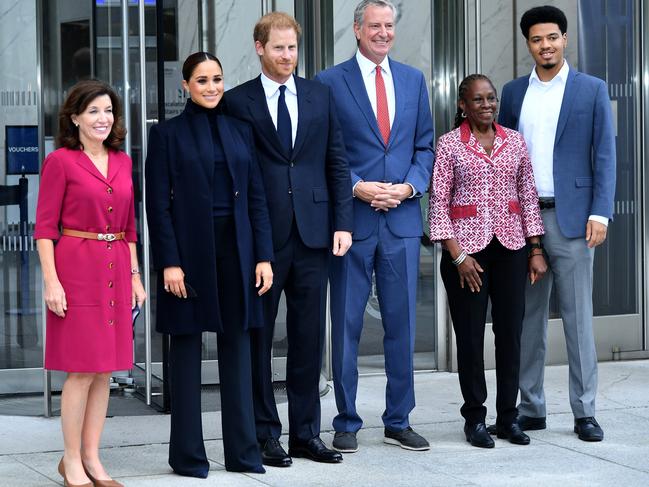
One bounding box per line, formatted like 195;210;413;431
292;76;311;157
342;58;384;145
388;59;404;149
245;76;289;160
511;78;529;129
554;68;579;146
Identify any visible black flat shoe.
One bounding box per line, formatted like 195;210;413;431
288;437;343;463
260;438;292;467
464;422;495;448
496;423;530;445
574;417;604;442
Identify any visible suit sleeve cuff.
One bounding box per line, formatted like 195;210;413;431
588;215;609;226
406;183;418;199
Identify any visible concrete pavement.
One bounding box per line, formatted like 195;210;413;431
1;360;649;486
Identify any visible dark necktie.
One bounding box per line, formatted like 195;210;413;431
277;85;292;156
375;66;390;145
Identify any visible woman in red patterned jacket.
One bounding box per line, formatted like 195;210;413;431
428;74;546;449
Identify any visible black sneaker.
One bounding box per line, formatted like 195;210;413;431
383;427;430;451
332;431;358;453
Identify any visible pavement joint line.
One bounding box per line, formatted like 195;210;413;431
522;436;649;476
9;454;62;485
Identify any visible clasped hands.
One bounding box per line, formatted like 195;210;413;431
354;181;413;211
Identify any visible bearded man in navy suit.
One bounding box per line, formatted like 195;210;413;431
222;12;353;466
316;0;434;454
496;5;616;442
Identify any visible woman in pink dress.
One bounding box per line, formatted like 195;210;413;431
35;79;146;487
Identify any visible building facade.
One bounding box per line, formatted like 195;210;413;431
0;0;646;414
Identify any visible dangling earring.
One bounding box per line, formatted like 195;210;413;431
461;112;467;118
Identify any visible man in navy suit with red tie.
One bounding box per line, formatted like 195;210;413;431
222;12;353;466
316;0;434;454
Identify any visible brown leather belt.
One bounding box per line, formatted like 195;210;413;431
62;228;125;242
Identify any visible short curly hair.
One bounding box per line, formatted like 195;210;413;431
520;5;567;40
57;79;126;151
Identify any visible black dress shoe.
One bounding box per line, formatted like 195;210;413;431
288;437;343;463
487;414;546;434
464;422;495;448
496;423;530;445
518;415;546;431
260;438;292;467
574;417;604;442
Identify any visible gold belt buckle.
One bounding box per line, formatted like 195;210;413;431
98;233;116;242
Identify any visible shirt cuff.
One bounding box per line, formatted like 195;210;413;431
588;215;609;227
406;183;417;199
352;180;363;197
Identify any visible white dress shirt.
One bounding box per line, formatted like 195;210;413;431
355;49;395;128
518;60;607;225
260;72;298;147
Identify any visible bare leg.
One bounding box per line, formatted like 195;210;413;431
81;372;113;480
61;373;95;484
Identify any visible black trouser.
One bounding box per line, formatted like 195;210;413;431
168;216;262;475
441;238;528;426
251;221;329;443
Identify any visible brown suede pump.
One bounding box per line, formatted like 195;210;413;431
57;458;93;487
83;464;124;487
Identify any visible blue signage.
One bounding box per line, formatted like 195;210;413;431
6;126;39;175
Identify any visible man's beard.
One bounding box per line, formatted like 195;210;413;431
541;61;558;70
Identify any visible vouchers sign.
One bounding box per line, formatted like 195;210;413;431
6;125;39;175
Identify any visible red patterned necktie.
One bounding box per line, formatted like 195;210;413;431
375;65;390;145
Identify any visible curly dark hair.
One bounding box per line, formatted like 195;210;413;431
453;74;497;129
57;79;126;150
520;6;567;40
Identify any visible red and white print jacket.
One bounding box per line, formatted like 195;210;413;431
428;121;544;254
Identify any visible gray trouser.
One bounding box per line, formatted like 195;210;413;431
518;208;597;419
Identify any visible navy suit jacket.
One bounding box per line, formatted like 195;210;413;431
498;67;616;238
222;75;353;250
145;103;274;334
315;57;434;240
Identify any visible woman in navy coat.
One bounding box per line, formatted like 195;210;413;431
145;52;274;478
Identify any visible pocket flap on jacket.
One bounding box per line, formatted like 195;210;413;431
575;177;593;187
450;204;477;219
313;188;329;202
508;200;522;214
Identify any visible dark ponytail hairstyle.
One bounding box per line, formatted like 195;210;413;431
182;51;223;81
453;74;497;129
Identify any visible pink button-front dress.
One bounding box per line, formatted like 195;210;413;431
34;147;137;372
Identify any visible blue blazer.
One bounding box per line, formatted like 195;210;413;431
498;67;616;238
222;75;353;251
145;102;274;334
315;57;434;240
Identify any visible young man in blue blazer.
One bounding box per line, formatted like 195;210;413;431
496;5;616;442
316;0;434;453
